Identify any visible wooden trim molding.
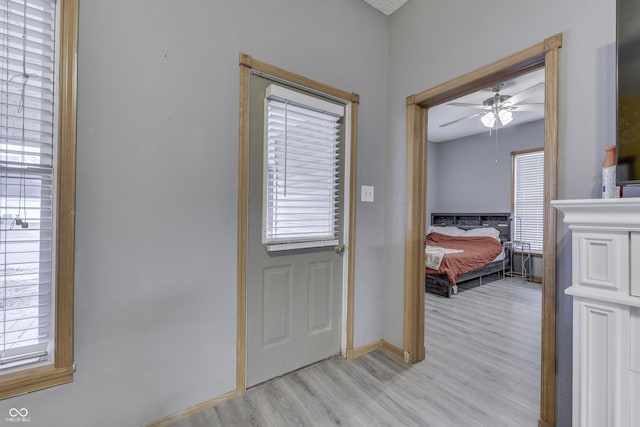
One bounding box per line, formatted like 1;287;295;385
237;53;359;387
539;39;560;427
147;390;240;427
345;101;359;361
353;340;383;358
382;340;405;361
403;34;561;427
236;56;251;395
0;367;73;401
403;103;427;364
412;34;561;107
351;340;405;362
246;56;354;102
55;0;78;374
0;0;78;400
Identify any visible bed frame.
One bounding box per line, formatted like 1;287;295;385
426;212;512;297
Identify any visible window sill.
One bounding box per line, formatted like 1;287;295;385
0;365;73;400
267;239;339;252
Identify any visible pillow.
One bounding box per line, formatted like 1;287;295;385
463;227;501;241
428;225;465;236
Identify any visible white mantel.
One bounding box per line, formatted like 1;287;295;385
553;198;640;427
553;198;640;231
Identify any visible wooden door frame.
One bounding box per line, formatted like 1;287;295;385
403;34;562;427
237;53;360;393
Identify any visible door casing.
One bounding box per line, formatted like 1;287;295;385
402;34;562;427
237;53;360;393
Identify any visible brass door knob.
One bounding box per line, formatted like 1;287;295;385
335;244;345;254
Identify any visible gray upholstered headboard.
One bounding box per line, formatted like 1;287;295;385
430;212;512;243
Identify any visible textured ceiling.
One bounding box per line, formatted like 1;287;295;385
363;0;408;15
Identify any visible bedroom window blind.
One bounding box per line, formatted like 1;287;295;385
263;84;344;247
0;0;56;369
513;149;544;253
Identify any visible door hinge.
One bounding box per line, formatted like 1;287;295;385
72;361;77;372
404;351;410;363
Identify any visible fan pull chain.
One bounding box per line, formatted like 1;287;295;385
494;126;499;163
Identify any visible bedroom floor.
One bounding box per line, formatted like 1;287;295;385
169;278;541;427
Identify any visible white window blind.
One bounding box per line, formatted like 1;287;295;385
513;150;544;253
0;0;56;368
263;85;344;247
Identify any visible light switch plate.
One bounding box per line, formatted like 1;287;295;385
361;185;374;202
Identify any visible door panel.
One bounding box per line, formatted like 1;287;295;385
246;75;344;387
308;261;334;334
262;266;292;347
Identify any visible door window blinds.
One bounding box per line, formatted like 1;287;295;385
0;0;56;368
513;150;544;253
263;85;344;247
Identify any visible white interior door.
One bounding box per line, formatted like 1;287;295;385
246;74;345;387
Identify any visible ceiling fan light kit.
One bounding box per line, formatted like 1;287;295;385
439;80;544;132
480;83;514;129
498;109;513;125
480;108;514;129
481;111;496;128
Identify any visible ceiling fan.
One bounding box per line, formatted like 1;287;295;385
439;81;544;129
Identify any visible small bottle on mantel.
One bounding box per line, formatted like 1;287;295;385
602;145;621;198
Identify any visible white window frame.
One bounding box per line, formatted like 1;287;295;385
262;84;344;252
512;148;544;254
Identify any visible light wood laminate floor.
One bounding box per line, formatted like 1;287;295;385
171;278;541;427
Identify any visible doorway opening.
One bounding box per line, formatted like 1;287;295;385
402;35;562;427
424;67;546;423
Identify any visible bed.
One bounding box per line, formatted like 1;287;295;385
425;213;512;297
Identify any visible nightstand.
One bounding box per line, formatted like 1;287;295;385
502;240;531;282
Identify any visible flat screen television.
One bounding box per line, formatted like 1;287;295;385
617;0;640;185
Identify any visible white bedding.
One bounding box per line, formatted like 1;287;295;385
493;248;505;262
425;244;505;269
425;245;464;269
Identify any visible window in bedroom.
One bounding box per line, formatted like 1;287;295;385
0;0;77;399
263;84;344;251
512;148;544;254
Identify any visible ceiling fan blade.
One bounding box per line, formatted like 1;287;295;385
502;82;545;106
447;102;491;110
438;111;485;127
510;103;544;111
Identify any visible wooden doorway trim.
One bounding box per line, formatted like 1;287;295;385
237;54;360;393
403;34;562;427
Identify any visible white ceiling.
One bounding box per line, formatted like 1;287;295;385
362;0;408;15
428;68;545;142
359;0;544;141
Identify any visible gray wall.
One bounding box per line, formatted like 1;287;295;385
0;1;627;426
426;141;439;226
385;1;617;426
0;1;389;426
428;120;544;214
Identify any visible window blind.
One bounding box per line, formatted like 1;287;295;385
263;85;344;246
0;0;56;368
513;150;544;253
